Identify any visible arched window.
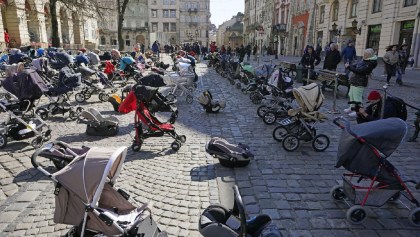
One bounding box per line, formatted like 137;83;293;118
332;0;339;21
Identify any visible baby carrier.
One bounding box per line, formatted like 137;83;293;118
79;108;119;136
205;137;253;167
31;143;168;237
198;90;226;113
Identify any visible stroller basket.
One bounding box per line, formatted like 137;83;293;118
342;175;399;207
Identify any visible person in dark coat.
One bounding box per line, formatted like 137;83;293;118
300;45;321;79
323;43;341;71
246;44;251;61
238;45;246;63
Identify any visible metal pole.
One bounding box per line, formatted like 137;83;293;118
328;74;340;114
380;84;388;119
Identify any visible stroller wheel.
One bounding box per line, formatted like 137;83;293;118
75;93;86;103
35;108;49;120
0;134;7;148
257;105;269;118
250;93;263;105
329;185;346;201
282;134;299;152
273;126;288;142
178;135;186;143
408;207;420;227
131;140;143;152
43;130;52;141
31;136;43;149
171;141;181;151
186;95;193;104
312;134;330;152
99;93;110;102
346;205;367;224
68;111;78;120
263;112;277;125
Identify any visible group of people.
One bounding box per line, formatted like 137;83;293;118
210;42;260;63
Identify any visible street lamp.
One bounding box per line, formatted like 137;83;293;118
351;19;362;35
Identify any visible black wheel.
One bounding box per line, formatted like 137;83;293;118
75;93;85;103
312;134;330;152
35;108;48;120
250;93;263;105
330;185;346;201
282;134;300;152
408;207;420;227
0;134;7;148
131;140;142;152
178;135;186;143
68;111;78;120
186;95;193;104
272;126;289;142
346;205;367;224
99;93;109;102
171;141;181;151
31;136;43;149
257;105;269;118
263;112;277;125
43;130;52;141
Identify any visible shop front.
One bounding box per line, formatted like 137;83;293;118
399;20;415;53
366;24;381;54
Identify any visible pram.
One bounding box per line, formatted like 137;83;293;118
197;90;226;113
205;137;253;167
164;61;196;104
200;185;281;237
74;64;112;103
49;52;75;70
78;108;119;136
31;57;57;84
331;117;420;226
272;83;330;152
119;85;185;152
31;142;168;236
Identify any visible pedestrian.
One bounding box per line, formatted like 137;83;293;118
356;90;399;124
253;44;258;61
262;45;266;56
246;44;251;61
238;45;246;63
383;44;399;86
398;44;409;74
4;28;10;48
315;43;322;58
152;41;159;56
140;43;145;53
344;48;378;117
323;43;341;71
342;41;357;73
408;54;415;67
300;45;321;81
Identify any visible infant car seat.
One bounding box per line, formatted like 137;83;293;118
198;90;226;113
206;137;253;167
79;108;119;136
200;185;282;237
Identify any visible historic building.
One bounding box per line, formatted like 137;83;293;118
179;0;211;45
273;0;290;56
147;0;178;46
223;13;244;48
287;0;311;56
216;15;237;47
0;0;98;50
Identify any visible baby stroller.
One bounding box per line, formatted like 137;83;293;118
205;137;253;167
164;61;196;104
78;108;119;136
198;90;226;113
200;185;282;237
74;64;111;103
119;85;185;152
31;143;168;237
331;117;420;226
49;52;75;70
272;83;330;152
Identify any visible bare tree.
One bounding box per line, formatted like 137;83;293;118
117;0;130;51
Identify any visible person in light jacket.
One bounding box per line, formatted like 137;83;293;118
383;44;399;86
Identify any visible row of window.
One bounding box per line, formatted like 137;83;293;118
151;9;177;18
151;22;177;32
151;0;176;5
319;0;417;24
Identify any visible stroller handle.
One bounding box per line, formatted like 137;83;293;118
333;116;352;132
31;141;72;176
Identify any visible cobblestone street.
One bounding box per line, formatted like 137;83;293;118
0;55;419;236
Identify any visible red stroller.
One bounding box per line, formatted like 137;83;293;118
119;85;186;152
332;117;420;226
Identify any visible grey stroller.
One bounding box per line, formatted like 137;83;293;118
32;143;167;237
78;108;119;136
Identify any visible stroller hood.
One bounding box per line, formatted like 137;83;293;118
2;69;49;100
52;147;127;205
119;56;135;71
336;118;407;174
32;57;49;72
137;73;166;87
133;84;158;102
293;83;324;112
86;52;100;65
55;52;75;65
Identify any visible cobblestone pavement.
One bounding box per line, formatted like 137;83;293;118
0;54;420;237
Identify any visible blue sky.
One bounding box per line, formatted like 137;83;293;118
210;0;244;27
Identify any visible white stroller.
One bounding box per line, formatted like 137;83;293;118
164;60;196;104
32;143;167;237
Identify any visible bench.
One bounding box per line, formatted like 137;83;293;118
304;69;350;98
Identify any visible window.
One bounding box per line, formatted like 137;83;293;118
152;23;158;32
170;23;176;32
100;36;106;45
125;35;130;46
111;37;117;46
163;0;169;4
372;0;382;13
170;0;176;5
404;0;417;7
366;24;382;53
151;0;157;4
350;0;357;18
332;0;339;21
170;10;176;18
151;9;157;18
319;5;325;23
163;23;169;32
163;10;169;18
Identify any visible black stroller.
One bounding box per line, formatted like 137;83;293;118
331;117;420;225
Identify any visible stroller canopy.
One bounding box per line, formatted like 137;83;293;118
2;68;49;100
32;57;49;72
336;118;407;177
119;56;135;71
293;83;324;112
86;52;100;65
55;52;75;66
137;73;166;87
133;84;158;102
52;147;127;206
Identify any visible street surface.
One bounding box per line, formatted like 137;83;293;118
0;54;419;236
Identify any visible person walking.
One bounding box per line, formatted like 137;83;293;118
300;45;321;82
238;45;246;63
383;44;399;86
344;48;378;117
152;41;160;56
246;44;251;61
398;44;409;74
253;44;258;61
323;43;341;71
342;41;357;73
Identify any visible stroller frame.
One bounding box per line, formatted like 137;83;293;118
165;69;196;104
331;117;420;225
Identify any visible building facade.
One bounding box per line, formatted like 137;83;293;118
179;0;211;46
148;0;178;47
273;0;290;56
224;13;244;48
0;0;98;50
216;16;236;47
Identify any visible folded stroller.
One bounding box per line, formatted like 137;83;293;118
78;108;119;136
272;83;330;152
331;117;420;226
198;90;226;113
205;137;253;167
31;143;168;237
200;185;282;237
119;85;185;152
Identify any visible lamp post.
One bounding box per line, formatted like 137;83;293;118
331;23;341;43
351;19;362;35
